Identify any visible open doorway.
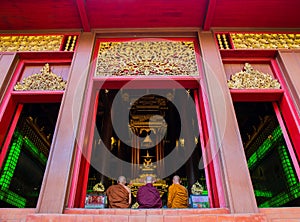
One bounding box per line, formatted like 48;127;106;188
85;88;208;208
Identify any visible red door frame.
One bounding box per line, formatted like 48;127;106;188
0;56;67;169
68;37;222;208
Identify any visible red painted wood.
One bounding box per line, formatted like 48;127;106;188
86;0;206;28
203;0;216;31
197;87;221;208
75;0;90;31
211;0;300;29
79;90;99;208
230;89;284;102
0;0;299;31
273;102;300;180
11;91;63;103
18;52;74;61
279;96;300;161
220;50;277;60
0;104;23;168
0;60;25;147
0;0;82;30
194;90;219;208
70;80;97;208
94;77;201;90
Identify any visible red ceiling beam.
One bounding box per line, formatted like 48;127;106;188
76;0;90;32
203;0;216;31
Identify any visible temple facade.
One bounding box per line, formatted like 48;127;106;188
0;1;300;221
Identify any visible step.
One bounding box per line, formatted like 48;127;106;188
24;208;269;222
260;207;300;221
0;208;35;222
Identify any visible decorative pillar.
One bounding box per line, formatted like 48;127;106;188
198;32;258;213
36;33;95;213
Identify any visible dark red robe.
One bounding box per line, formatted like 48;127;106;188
137;183;162;208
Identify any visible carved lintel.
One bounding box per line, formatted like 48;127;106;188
95;41;199;76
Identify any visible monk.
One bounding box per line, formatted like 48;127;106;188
137;176;162;208
167;175;189;208
106;176;131;208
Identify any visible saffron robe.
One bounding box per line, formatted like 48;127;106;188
137;183;162;208
106;184;130;208
167;184;188;208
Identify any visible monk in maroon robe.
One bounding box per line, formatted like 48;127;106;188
137;176;162;208
106;176;131;208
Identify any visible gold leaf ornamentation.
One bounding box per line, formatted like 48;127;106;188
95;41;198;76
93;182;105;193
191;181;204;195
227;63;281;89
14;63;67;91
231;33;300;49
0;35;63;52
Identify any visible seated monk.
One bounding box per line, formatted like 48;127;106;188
167;175;189;208
106;176;131;208
137;176;162;208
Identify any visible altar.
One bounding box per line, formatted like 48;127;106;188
129;151;168;201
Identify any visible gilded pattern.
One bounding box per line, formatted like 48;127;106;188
230;33;300;49
0;35;64;52
14;63;67;91
95;41;199;76
227;63;281;89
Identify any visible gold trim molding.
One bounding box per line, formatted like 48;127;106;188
231;33;300;49
95;41;199;76
227;63;281;89
14;63;67;91
0;35;63;52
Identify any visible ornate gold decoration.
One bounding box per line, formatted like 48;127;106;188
93;182;105;193
0;35;63;52
14;63;67;91
95;41;199;76
217;34;230;49
227;63;281;89
129;152;168;198
230;33;300;49
191;181;204;195
64;35;77;51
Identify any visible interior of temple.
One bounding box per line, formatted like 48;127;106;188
86;88;207;207
0;103;60;208
234;102;300;207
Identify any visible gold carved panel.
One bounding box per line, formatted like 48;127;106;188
227;63;281;89
95;40;199;76
14;63;67;91
0;35;63;52
230;33;300;49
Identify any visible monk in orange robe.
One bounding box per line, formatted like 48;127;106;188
167;175;189;208
106;176;131;208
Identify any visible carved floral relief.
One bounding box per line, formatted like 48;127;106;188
95;41;199;76
227;63;281;89
14;63;67;91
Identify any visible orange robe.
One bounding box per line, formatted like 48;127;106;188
106;184;130;208
167;184;188;208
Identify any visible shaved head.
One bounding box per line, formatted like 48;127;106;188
145;176;154;183
117;176;127;184
173;175;180;183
